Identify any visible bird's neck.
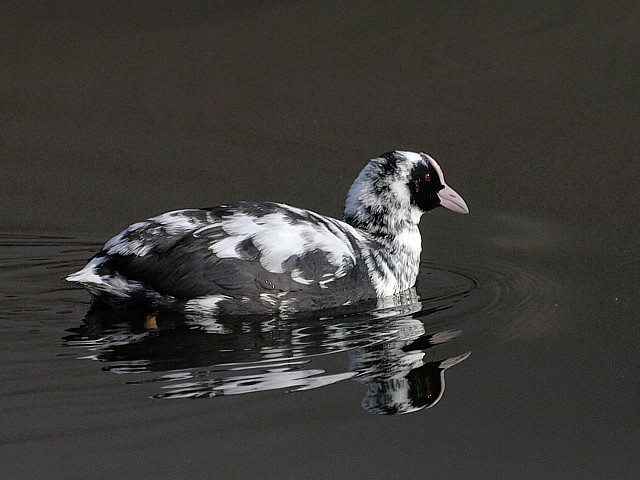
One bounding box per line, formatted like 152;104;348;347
343;202;422;239
344;204;424;296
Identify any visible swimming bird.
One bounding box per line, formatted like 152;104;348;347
67;151;468;315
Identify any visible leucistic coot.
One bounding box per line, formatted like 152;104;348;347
67;151;468;315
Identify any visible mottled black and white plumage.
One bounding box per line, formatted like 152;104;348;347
67;151;468;315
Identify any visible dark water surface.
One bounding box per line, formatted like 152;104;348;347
2;3;639;479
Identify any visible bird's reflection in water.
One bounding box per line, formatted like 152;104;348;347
64;288;472;415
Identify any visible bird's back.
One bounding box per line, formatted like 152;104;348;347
67;201;377;315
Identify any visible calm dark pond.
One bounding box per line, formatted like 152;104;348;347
2;3;638;479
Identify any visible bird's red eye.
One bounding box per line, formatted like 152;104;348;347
425;172;432;182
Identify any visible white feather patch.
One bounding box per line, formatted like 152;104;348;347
185;294;231;314
152;210;206;235
66;256;104;284
209;211;357;277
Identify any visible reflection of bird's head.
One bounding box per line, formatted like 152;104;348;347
361;351;470;415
